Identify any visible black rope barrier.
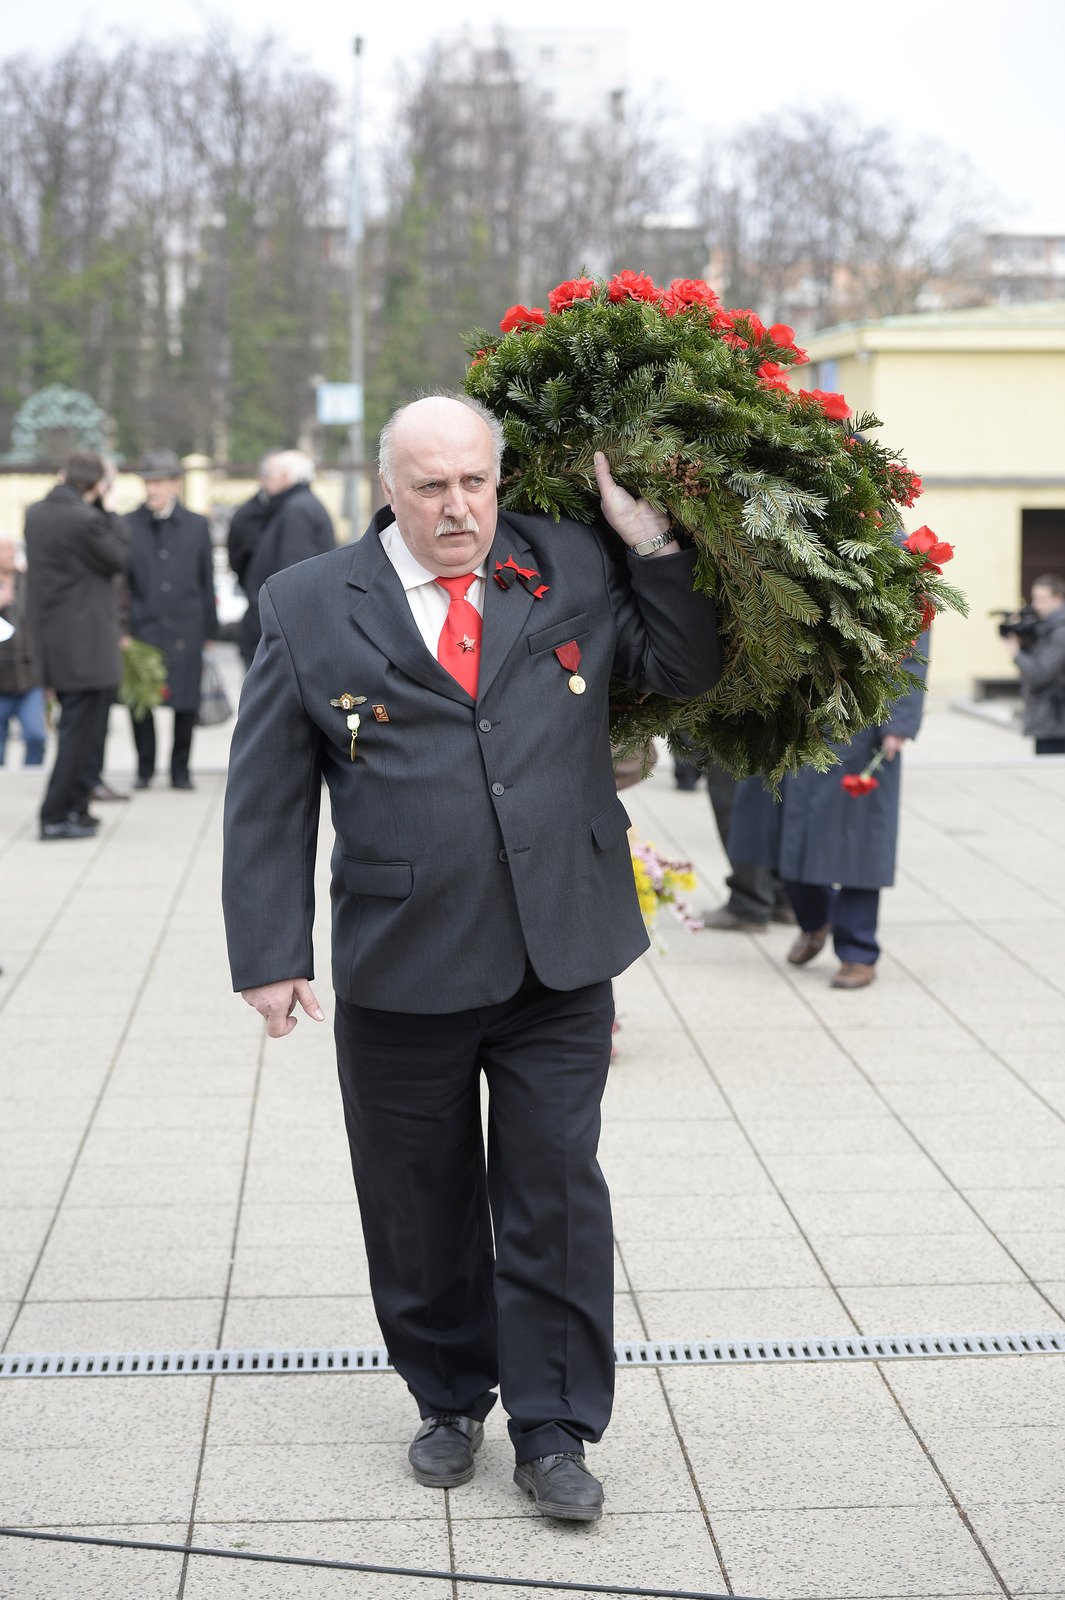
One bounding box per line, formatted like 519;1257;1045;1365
0;1527;767;1599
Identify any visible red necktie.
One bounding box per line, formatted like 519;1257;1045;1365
435;575;482;698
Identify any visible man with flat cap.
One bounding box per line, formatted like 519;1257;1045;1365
222;394;720;1521
125;449;217;789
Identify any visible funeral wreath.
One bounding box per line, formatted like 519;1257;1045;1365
464;272;965;779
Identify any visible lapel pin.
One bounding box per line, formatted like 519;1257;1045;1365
331;693;367;711
347;712;360;760
372;705;389;723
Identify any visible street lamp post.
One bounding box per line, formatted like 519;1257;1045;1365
347;35;366;532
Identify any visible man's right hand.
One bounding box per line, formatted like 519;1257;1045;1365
241;978;325;1038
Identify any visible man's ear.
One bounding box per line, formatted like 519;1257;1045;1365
378;473;394;508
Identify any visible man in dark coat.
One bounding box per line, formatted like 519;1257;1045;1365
728;640;928;989
222;396;720;1521
0;537;45;766
1004;573;1065;754
233;450;335;668
24;453;132;839
125;449;218;790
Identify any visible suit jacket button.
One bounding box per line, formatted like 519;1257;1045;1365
491;782;505;796
479;719;492;732
498;849;508;863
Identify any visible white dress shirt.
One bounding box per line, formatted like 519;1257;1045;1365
381;523;487;658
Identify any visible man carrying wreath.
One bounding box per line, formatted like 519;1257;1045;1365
222;394;719;1521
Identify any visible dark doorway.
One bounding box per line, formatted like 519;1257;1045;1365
1021;509;1065;599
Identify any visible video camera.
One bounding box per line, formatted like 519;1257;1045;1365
991;605;1038;645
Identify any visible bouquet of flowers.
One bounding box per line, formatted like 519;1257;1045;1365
119;639;168;721
464;271;965;779
631;840;703;940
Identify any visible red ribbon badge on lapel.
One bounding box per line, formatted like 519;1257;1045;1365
494;555;549;599
554;641;586;695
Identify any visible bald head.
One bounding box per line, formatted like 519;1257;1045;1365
378;395;503;578
378;396;503;494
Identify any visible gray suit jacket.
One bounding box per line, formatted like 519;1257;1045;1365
222;508;720;1012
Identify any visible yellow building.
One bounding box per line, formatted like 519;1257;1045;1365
801;301;1065;696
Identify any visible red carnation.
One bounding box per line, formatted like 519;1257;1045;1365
547;277;597;314
841;773;879;796
768;322;809;364
500;304;546;333
799;388;851;421
469;348;488;369
904;526;953;566
660;278;721;316
721;331;749;350
757;360;792;391
904;525;937;554
725;308;766;343
607;269;663;304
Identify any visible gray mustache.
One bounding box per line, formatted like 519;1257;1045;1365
435;516;479;537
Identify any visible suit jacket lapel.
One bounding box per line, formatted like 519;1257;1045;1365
477;517;537;702
347;517;473;707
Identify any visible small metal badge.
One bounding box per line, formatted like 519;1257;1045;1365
372;705;389;723
330;693;367;711
568;674;586;695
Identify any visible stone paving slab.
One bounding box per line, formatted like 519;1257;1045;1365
3;701;1065;1597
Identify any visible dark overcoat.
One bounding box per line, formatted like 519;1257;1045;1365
222;508;721;1011
728;641;929;891
238;483;336;663
0;572;40;695
1016;605;1065;738
24;485;131;691
125;503;218;712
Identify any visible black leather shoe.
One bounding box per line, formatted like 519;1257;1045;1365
408;1415;483;1488
171;775;195;790
40;817;97;840
134;775;151;789
514;1453;604;1522
701;905;768;932
90;783;130;802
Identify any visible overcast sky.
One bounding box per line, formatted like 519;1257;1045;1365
6;0;1065;232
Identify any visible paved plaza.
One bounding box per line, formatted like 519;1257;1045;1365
1;668;1065;1600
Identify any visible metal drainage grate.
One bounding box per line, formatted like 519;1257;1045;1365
1;1329;1064;1380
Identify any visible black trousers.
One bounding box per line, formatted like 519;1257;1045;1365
40;687;113;825
131;708;196;781
705;763;788;922
334;968;615;1463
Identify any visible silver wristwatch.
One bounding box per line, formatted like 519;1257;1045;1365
631;529;675;557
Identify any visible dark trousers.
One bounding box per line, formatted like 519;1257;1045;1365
706;763;787;923
788;881;881;965
132;708;196;781
334;968;616;1463
1035;737;1065;755
40;688;113;825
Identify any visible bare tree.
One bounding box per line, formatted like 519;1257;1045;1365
696;107;997;330
0;31;347;465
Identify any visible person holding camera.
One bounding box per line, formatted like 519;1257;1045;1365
24;452;132;838
1003;574;1065;755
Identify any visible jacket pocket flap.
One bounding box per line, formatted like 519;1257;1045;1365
590;796;631;850
527;612;590;655
342;858;413;899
